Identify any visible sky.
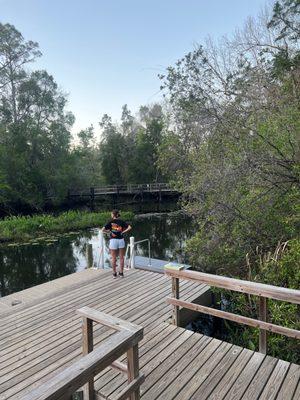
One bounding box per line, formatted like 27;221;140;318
0;0;267;135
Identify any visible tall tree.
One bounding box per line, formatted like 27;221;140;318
0;23;75;208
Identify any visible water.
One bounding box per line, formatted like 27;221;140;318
0;211;194;297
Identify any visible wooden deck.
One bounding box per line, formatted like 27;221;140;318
0;268;299;399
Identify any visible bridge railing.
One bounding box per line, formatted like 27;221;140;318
165;268;300;354
22;307;144;400
68;183;175;196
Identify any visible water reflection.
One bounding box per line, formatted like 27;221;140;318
0;212;194;296
133;213;193;263
0;241;78;297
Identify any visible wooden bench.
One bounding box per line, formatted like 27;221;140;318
21;307;144;400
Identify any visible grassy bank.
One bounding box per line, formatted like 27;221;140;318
0;210;134;243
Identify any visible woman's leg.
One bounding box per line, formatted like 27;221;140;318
119;247;125;273
110;249;117;274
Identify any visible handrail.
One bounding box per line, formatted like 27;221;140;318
165;268;300;354
125;237;152;269
22;307;144;400
165;269;300;304
69;183;176;196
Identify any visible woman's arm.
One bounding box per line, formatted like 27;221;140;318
122;224;132;235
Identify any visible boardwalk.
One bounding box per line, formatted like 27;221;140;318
0;268;299;399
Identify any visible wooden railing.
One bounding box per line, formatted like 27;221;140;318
68;183;176;197
22;307;144;400
165;268;300;354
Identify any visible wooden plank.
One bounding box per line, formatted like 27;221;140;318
112;374;144;400
167;298;300;340
127;345;140;400
154;339;223;399
293;381;300;399
2;269;157;327
93;322;174;393
223;352;265;400
20;306;169;400
140;335;212;400
259;359;290;400
0;271;146;342
0;269;116;322
165;269;300;304
172;277;180;326
111;360;128;374
0;269;105;318
0;278;169;384
109;329;195;398
82;317;94;400
276;363;300;400
0;281;173;396
259;297;268;354
77;307;143;334
188;345;243;400
241;356;278;399
21;330;134;400
0;274;163;378
0;271;161;357
95;325;183;396
172;342;233;400
0;270;152;337
208;348;254;400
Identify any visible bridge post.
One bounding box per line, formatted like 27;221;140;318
90;187;95;210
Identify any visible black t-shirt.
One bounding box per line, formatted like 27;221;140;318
104;219;128;239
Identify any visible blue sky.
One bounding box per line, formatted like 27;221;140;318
1;0;267;134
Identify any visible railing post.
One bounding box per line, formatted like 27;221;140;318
127;344;140;400
148;240;151;267
86;244;93;269
172;277;180;326
99;231;105;269
130;236;135;269
82;317;94;399
90;187;95;210
259;297;268;354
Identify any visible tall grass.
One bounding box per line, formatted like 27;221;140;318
0;210;134;243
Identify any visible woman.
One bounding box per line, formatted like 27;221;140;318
102;210;132;278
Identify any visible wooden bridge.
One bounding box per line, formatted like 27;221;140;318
68;183;179;203
0;264;299;399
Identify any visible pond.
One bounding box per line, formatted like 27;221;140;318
0;211;194;297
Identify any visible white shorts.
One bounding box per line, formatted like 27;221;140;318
109;238;125;250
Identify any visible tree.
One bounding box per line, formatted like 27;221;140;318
158;0;300;360
0;23;41;123
99;104;166;184
0;23;76;209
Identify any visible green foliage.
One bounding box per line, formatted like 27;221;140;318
158;0;300;361
99;104;166;184
0;210;133;243
0;23;105;210
0;23;78;208
218;239;300;363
